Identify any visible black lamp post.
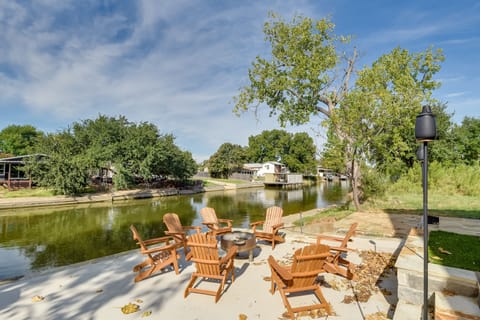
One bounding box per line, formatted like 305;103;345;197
415;105;436;320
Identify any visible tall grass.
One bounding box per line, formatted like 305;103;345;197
388;162;480;196
368;162;480;219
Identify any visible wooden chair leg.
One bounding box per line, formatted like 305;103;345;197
184;274;198;298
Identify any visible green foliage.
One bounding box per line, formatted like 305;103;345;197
453;117;480;165
390;162;480;197
247;130;317;174
233;13;340;126
111;162;135;190
360;167;388;201
0;124;42;156
349;47;445;174
26;132;89;195
319;130;345;173
208;143;247;178
27;115;196;195
233;13;446;210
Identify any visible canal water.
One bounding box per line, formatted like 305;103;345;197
0;182;349;280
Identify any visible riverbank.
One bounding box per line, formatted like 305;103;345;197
0;182;265;210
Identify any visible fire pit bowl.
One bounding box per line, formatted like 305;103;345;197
220;231;256;261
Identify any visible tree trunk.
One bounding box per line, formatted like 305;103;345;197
338;131;362;211
350;158;362;211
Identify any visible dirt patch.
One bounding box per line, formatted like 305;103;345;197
334;211;420;238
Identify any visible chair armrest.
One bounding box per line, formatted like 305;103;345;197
165;231;186;237
330;246;356;252
250;220;264;233
217;219;233;227
202;222;215;228
220;246;237;265
272;222;284;231
142;236;174;245
141;239;178;255
267;256;292;281
182;226;202;232
316;234;344;244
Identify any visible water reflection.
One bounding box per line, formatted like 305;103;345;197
0;182;348;279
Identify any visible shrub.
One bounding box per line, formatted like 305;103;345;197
360;167;388;201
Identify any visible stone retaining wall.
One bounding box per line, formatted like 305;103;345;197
394;226;479;320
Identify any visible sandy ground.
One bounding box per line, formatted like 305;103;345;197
0;215;413;320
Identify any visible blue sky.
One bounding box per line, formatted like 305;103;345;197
0;1;479;162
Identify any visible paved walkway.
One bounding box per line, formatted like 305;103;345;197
0;228;404;320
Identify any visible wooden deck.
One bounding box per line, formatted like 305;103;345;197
263;173;303;187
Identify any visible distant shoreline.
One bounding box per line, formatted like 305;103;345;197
0;182;265;210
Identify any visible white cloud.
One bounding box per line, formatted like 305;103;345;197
0;0;479;161
445;92;467;99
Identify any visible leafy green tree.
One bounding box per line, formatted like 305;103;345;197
234;13;444;209
0;124;42;156
345;47;445;181
28;131;89;195
453;117;480;165
143;134;197;180
423;104;459;167
247;129;290;162
247;129;317;174
28;115;196;194
208;143;247;178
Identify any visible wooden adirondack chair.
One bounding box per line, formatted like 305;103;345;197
268;244;333;319
184;232;237;303
130;225;181;282
163;213;201;256
250;206;285;250
317;222;358;280
200;207;233;236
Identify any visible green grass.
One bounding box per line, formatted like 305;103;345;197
0;187;56;198
292;206;355;226
365;192;480;219
196;177;250;185
428;230;480;272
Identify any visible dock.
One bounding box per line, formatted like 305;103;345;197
263;173;304;187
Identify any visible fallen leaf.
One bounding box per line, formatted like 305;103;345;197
238;313;247;320
365;311;388;320
121;302;140;314
32;295;45;302
135;298;143;303
95;289;103;294
431;255;443;261
438;247;452;255
342;250;395;303
141;310;152;317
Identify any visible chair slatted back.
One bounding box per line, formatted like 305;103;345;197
163;213;184;244
130;225;149;254
200;207;220;230
163;213;183;233
290;244;330;289
188;232;221;275
263;206;283;234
